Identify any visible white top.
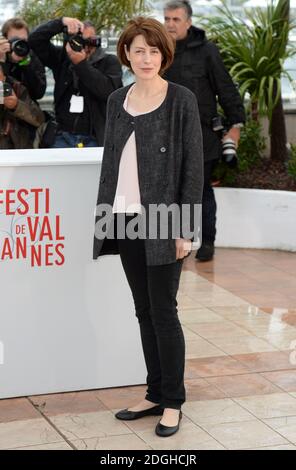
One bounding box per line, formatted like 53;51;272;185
112;84;142;214
112;84;166;214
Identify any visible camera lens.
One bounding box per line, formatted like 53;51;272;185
10;38;30;57
222;138;238;168
69;34;85;52
85;36;101;48
0;81;13;102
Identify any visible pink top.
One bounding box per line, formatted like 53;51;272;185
112;84;166;214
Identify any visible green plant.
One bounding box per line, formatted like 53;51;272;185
19;0;149;32
237;119;266;170
287;143;296;181
198;0;296;162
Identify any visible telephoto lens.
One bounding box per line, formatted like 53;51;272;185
84;36;101;48
221;138;238;168
9;38;30;57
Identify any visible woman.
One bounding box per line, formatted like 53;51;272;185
93;17;203;437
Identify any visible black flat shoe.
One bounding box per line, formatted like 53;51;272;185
155;410;182;437
115;404;164;421
195;243;215;262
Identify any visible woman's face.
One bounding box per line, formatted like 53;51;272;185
124;34;163;80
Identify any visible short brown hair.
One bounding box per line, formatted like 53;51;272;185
117;17;175;76
2;17;29;38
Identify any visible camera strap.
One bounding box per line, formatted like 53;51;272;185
18;56;31;67
72;70;80;94
69;68;84;113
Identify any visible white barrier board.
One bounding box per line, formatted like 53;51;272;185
0;148;146;399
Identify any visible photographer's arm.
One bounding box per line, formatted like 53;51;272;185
207;42;245;128
7;84;45;127
207;43;245;148
19;52;47;100
28;19;66;71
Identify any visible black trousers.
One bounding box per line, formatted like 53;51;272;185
114;213;186;410
202;158;219;244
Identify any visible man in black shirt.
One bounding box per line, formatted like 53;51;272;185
29;16;123;148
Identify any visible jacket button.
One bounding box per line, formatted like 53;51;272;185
100;176;105;183
160;146;166;153
131;121;135;125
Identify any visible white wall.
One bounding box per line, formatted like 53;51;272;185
215;187;296;252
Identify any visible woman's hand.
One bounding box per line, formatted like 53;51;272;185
175;238;192;260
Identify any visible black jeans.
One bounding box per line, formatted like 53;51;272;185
202;159;219;244
114;213;186;410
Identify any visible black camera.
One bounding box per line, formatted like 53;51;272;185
212;115;224;132
8;37;30;57
212;115;238;169
64;29;101;52
0;81;13;101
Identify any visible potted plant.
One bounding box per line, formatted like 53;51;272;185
198;0;296;251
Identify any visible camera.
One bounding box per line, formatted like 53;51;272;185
212;115;224;132
212;115;238;168
64;29;101;52
8;37;30;57
221;138;238;168
0;81;13;103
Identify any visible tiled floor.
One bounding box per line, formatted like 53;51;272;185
1;248;296;450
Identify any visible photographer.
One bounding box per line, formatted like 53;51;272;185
163;1;246;261
29;17;123;148
0;18;46;101
0;64;45;149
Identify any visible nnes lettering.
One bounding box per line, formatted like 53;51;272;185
0;187;65;267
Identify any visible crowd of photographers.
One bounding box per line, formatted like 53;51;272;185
0;16;122;150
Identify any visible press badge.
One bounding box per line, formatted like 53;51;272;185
69;95;84;113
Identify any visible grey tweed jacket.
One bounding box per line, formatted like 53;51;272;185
93;81;204;266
